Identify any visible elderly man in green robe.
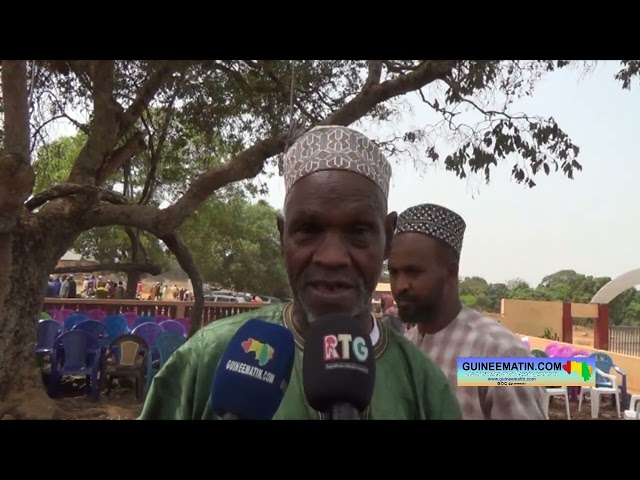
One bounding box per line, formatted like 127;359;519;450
138;125;462;420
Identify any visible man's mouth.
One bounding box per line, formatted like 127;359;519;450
397;300;416;309
306;280;354;293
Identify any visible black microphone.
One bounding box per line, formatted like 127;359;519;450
211;319;296;420
302;314;376;420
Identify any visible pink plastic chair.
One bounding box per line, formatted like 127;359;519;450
86;309;107;321
121;311;139;327
556;345;575;357
545;343;560;357
175;317;191;335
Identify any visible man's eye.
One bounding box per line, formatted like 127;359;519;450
298;223;319;234
352;226;371;235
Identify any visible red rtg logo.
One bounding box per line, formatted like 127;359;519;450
323;334;369;362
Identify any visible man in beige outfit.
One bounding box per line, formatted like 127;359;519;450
388;202;547;420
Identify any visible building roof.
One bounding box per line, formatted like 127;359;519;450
59;250;97;262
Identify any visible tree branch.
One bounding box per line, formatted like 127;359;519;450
80;61;459;235
160;233;203;337
53;262;161;275
66;61;119;185
26;183;128;211
322;60;456;125
96;131;147;185
118;62;183;136
364;60;383;88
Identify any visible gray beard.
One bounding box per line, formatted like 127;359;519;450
291;279;372;323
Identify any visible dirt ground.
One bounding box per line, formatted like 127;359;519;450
0;375;623;420
0;375;144;420
573;325;595;348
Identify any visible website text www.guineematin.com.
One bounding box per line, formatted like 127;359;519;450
462;360;562;385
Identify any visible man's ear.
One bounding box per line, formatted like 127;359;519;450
276;213;285;256
383;211;397;259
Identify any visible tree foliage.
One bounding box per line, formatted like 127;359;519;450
181;198;288;297
0;59;637;405
459;269;640;326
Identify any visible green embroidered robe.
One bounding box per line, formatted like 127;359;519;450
138;303;462;420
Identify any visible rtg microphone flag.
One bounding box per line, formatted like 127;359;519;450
302;314;376;416
211;319;296;420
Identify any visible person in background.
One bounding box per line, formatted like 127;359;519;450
87;275;95;297
388;202;547;420
138;126;462;420
53;276;62;296
66;275;77;298
59;275;69;298
380;294;404;334
115;281;126;299
46;276;56;297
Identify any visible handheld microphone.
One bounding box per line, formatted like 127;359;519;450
302;314;376;420
211;318;296;420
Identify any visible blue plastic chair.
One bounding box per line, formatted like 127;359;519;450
72;320;109;348
49;330;102;400
589;352;628;409
103;315;130;340
133;315;155;328
146;332;186;390
63;312;89;332
34;319;62;356
530;349;548;358
159;319;187;337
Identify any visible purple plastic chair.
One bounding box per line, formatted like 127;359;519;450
35;319;62;356
48;330;102;400
159;319;187;337
175;317;191;335
154;314;170;323
85;309;107;321
131;322;163;348
573;349;590;356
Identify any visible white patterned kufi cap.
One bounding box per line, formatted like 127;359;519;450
283;125;392;199
395;203;466;256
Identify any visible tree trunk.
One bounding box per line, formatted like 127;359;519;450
161;233;203;337
0;222;75;419
126;270;141;299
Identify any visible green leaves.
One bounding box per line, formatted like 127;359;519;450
180;196;288;297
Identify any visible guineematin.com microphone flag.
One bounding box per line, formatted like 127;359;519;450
457;357;597;387
211;319;295;420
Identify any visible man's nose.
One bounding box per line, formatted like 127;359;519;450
392;274;410;295
311;233;351;269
